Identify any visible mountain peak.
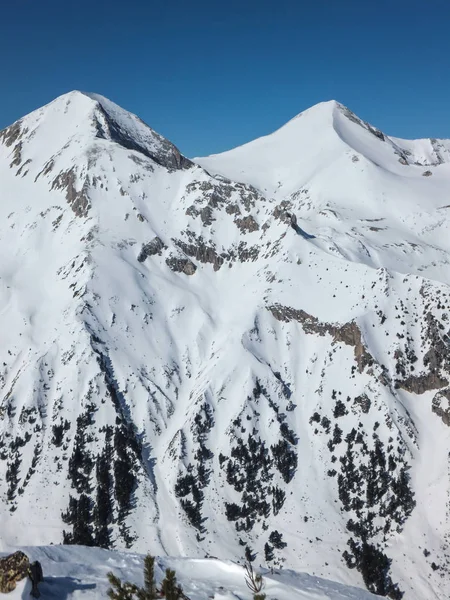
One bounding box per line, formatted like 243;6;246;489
0;91;193;178
1;91;450;600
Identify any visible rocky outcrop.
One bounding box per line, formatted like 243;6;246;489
273;200;293;223
393;306;450;395
94;104;193;172
339;105;385;142
0;121;29;170
51;167;91;217
234;215;259;233
174;236;225;271
0;120;24;148
0;551;31;594
353;393;371;414
268;304;374;373
138;237;167;262
432;389;450;426
396;372;448;395
166;255;197;275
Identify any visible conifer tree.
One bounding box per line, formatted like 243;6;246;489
106;556;186;600
244;562;266;600
107;572;139;600
161;568;183;600
137;555;157;600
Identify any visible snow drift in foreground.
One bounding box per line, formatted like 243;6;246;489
5;545;379;600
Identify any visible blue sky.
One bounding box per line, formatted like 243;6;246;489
0;0;449;156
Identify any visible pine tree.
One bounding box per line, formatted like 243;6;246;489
107;572;139;600
137;555;157;600
106;556;186;600
244;562;266;600
264;542;274;563
161;568;182;600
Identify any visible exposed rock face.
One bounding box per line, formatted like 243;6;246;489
51;167;91;217
353;393;371;414
0;551;30;593
200;205;215;226
273;200;292;223
174;235;225;271
397;372;448;394
166;255;197;275
432;389;450;426
94;103;193;172
0;120;24;148
138;237;167;262
234;215;259;233
423;312;450;373
268;304;374;373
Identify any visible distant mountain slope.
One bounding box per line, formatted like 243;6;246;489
197;100;450;284
0;92;450;600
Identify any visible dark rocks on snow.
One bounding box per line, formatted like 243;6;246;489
396;372;448;395
353;394;371;415
51;167;91;218
93;104;193;172
273;200;293;223
368;126;385;142
226;203;241;215
200;205;215;226
174;236;225;271
234;215;259;233
138;237;167;262
166;256;197;276
268;304;374;373
432;388;450;426
0;120;24;148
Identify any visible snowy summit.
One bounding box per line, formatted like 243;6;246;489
0;91;450;599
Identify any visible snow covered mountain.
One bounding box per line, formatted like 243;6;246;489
1;92;450;599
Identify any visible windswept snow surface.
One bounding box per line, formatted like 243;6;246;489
1;92;450;599
3;545;379;600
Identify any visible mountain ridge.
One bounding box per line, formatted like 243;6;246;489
0;92;450;600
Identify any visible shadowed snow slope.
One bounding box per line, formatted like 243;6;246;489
4;545;380;600
1;92;450;600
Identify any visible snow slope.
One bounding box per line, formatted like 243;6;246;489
3;545;380;600
0;92;450;599
197;100;450;284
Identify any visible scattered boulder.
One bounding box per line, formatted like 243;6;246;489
0;551;30;593
422;170;433;177
0;551;43;596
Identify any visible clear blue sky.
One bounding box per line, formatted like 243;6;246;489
1;0;449;157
